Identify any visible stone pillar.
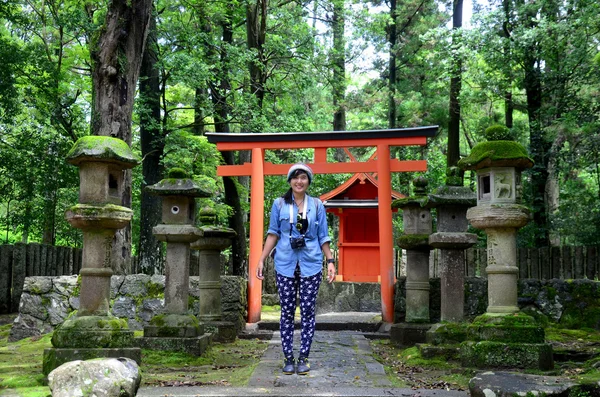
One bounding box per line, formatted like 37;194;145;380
456;126;553;370
43;136;140;376
390;177;433;346
428;168;477;322
191;207;237;342
139;168;213;355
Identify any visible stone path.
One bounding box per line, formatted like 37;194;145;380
248;330;391;388
136;330;469;397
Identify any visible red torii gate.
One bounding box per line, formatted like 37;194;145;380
206;126;437;324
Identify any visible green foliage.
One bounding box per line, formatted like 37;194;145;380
484;125;513;141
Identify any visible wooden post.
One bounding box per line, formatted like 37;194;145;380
518;247;528;279
0;245;13;314
247;147;265;323
574;246;584;280
12;243;26;313
377;144;394;323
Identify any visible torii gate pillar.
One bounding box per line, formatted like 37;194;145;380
377;144;394;322
248;148;265;323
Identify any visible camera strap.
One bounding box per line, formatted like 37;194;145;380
289;197;308;238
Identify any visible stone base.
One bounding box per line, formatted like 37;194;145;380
467;314;545;344
390;323;431;347
134;334;212;356
144;324;203;338
426;323;468;345
204;321;237;343
460;341;554;370
43;347;141;376
52;315;134;348
417;343;460;360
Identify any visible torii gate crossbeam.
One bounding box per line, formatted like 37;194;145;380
206;126;437;324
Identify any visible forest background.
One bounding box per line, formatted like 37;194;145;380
0;0;599;277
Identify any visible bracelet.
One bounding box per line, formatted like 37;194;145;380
327;258;335;264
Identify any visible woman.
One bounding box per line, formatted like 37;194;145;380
256;163;336;375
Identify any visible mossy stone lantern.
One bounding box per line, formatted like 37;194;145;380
43;136;140;376
390;177;434;346
457;130;552;371
458;133;533;315
145;168;211;339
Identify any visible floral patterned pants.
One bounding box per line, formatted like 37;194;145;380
276;268;322;360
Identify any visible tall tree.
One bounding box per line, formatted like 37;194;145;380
447;0;463;168
138;9;164;275
90;0;153;273
331;0;346;132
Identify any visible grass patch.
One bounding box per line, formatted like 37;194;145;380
546;326;600;343
141;338;268;386
370;339;473;390
0;321;268;394
0;331;52;396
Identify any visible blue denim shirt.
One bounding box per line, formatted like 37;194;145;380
267;195;331;277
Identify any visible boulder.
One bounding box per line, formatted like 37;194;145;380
469;371;580;397
48;357;141;397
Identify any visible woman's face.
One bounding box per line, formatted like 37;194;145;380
289;172;310;196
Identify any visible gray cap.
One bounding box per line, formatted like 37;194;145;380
287;163;313;184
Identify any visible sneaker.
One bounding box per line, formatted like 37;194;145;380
297;356;310;375
282;357;295;374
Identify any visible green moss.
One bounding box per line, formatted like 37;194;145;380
484;124;513;141
66;135;139;167
72;274;82;297
396;234;430;250
460;341;553;370
168;168;189;178
392;196;431;209
145;280;164;299
458;140;534;171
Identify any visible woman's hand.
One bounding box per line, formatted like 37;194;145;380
256;260;265;280
326;262;336;284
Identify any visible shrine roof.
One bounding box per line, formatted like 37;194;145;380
320;173;404;208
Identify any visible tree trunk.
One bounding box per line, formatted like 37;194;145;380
138;11;164;275
502;0;513;129
447;0;463;168
388;0;397;129
90;0;153;274
246;0;268;109
332;0;346;131
546;132;566;246
211;4;248;277
524;50;550;247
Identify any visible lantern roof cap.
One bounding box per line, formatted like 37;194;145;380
146;169;212;197
66;136;139;168
458;140;533;171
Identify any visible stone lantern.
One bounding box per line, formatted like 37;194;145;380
428;167;477;323
140;168;212;354
459;139;533;315
43;136;140;375
190;206;237;342
390;177;433;346
457;128;553;370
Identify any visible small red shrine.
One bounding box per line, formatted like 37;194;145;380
320;173;403;282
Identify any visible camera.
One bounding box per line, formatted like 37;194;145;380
290;236;306;249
